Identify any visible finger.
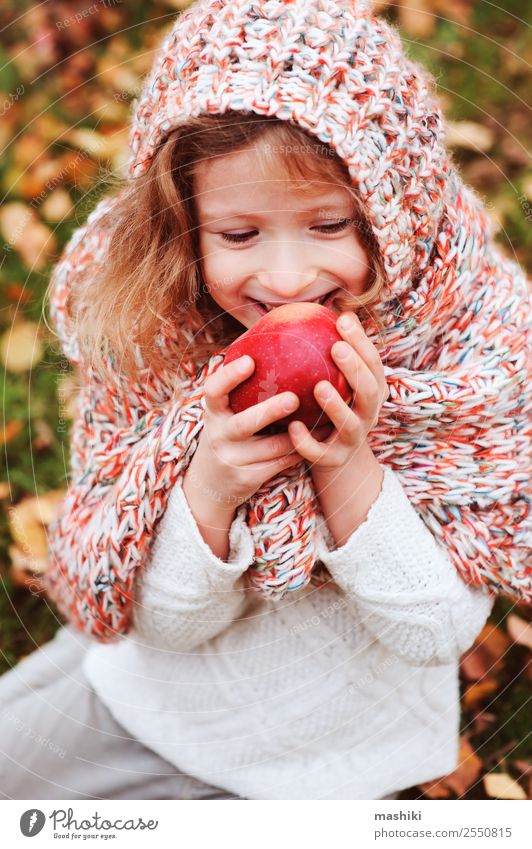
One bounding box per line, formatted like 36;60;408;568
288;420;334;463
229;392;300;441
204;355;255;415
239;431;296;465
330;338;384;421
313;381;361;444
336;313;387;394
253;450;303;477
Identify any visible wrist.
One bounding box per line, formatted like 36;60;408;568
183;461;241;517
311;442;384;547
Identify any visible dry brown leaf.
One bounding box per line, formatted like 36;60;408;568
446;121;495;152
0;322;43;373
397;1;437;38
484;773;527;800
32;419;55;451
0;419;23;446
462;678;499;710
0;203;57;270
18;157;71;201
460;622;510;682
433;0;473;26
4;282;32;304
8;490;66;561
59;150;100;189
506;615;532;651
419;736;483;798
500;138;529;168
472;710;497;735
8;544;48;594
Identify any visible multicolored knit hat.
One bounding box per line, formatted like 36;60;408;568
46;0;531;640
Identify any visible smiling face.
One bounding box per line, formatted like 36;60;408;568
192;144;371;329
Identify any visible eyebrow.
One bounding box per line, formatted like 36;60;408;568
198;202;352;222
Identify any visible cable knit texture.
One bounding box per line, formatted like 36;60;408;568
46;0;530;646
82;465;494;799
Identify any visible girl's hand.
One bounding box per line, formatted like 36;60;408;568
184;355;329;511
287;312;389;473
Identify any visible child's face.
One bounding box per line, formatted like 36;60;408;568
193;145;370;329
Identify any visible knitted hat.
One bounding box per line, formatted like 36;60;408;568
127;0;449;302
46;0;530;640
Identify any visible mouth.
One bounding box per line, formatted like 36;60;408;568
249;289;340;315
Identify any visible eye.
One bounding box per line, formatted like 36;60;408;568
220;230;258;243
220;219;354;243
312;219;353;233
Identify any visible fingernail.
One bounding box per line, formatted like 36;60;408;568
238;356;251;372
339;315;354;330
283;394;298;411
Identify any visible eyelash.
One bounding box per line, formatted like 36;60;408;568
220;219;353;243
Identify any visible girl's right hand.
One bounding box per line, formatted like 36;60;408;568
183;355;328;512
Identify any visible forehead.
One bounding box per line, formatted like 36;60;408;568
193;149;352;220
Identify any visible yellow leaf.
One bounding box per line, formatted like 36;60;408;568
41;189;74;223
446;121;495;152
8;491;66;561
0;202;57;270
462;678;499;710
506;614;532;651
484;773;526;800
398;2;436;38
0;322;43;373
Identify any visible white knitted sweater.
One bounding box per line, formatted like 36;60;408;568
82;466;493;800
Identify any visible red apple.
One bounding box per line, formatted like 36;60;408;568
224;302;352;435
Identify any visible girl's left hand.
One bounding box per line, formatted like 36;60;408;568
287;311;389;472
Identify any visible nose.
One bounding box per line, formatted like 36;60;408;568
254;241;319;301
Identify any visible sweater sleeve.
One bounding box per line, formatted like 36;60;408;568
315;466;495;667
130;479;254;652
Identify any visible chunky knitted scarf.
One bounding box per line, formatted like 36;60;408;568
46;0;531;641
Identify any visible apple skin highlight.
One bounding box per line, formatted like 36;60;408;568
224;302;352;435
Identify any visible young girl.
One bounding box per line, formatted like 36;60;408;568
1;0;529;801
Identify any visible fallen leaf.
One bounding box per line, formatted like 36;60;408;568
32;419;55;451
514;760;532;780
0;203;57;270
433;0;473;25
40;188;74;223
460;622;510;681
462;678;499;710
420;736;483;798
472;710;497;734
506;615;532;651
7;490;66;562
500;138;529;168
4;283;32;305
0;420;23;446
398;1;437;38
484;773;527;800
446;121;495;152
0;322;43;373
8;544;48;594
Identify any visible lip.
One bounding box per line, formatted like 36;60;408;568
249;289;340;315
